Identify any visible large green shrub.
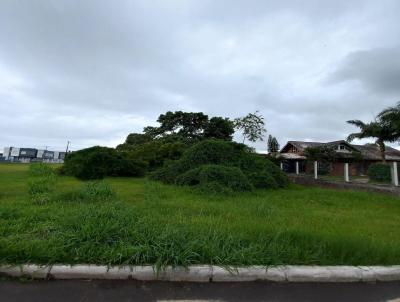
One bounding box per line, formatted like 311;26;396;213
151;140;289;192
176;164;252;192
62;146;147;180
368;163;391;182
123;140;188;170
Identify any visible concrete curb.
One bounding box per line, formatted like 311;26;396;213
1;265;400;282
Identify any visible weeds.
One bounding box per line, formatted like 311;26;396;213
27;163;57;204
82;181;115;201
2;163;400;267
54;180;116;203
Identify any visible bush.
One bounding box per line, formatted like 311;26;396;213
110;154;148;177
150;160;185;184
176;164;252;192
122;140;189;170
368;163;391;182
238;154;289;188
151;140;289;192
62;146;147;180
247;171;278;189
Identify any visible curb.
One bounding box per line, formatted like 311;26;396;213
1;265;400;282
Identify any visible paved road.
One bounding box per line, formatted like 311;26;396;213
1;280;400;302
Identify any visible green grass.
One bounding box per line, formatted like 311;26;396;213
1;163;400;267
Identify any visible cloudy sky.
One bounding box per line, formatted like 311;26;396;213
1;0;399;152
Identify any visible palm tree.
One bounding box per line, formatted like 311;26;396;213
346;119;397;163
378;101;400;132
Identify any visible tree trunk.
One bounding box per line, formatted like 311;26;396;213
377;140;386;163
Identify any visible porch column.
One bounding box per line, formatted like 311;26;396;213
392;162;398;186
280;162;283;171
295;161;299;175
314;161;318;179
344;163;349;182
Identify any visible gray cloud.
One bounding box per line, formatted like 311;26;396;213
328;47;400;97
1;0;400;151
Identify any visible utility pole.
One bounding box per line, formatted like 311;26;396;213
66;141;70;153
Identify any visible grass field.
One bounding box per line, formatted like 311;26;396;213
1;163;400;267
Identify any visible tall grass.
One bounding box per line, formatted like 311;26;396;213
1;163;400;267
27;163;57;204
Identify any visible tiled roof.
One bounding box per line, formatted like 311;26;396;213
288;141;324;150
352;144;400;161
282;140;400;161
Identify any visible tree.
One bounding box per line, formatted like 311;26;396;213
125;133;152;146
303;145;337;175
304;145;337;162
143;111;234;141
144;111;209;139
346;119;397;162
204;117;235;140
234;111;267;143
378;101;400;136
267;135;280;154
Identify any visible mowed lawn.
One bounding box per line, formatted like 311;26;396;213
1;163;400;267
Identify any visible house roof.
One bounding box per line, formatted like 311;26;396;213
352;144;400;161
281;140;400;161
279;153;306;160
286;141;324;150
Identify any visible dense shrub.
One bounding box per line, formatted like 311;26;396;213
110;154;148;177
177;139;247;169
151;140;289;192
247;171;278;189
176;165;252;192
237;154;288;188
368;163;391;182
149;160;185;184
62;146;147;180
124;140;188;170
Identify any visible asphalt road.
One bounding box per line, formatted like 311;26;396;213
1;280;400;302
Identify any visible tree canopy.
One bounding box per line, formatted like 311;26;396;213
267;135;280;154
234;111;267;143
346;119;397;162
143;111;234;141
378;101;400;137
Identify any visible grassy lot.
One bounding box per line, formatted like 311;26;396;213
1;163;400;267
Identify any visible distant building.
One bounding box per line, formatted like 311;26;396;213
2;147;66;163
279;140;400;176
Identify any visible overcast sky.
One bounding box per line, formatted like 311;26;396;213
1;0;400;152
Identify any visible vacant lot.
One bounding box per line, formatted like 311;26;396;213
1;163;400;267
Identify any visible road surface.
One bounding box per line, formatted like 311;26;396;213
1;280;400;302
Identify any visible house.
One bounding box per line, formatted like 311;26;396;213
279;140;400;176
